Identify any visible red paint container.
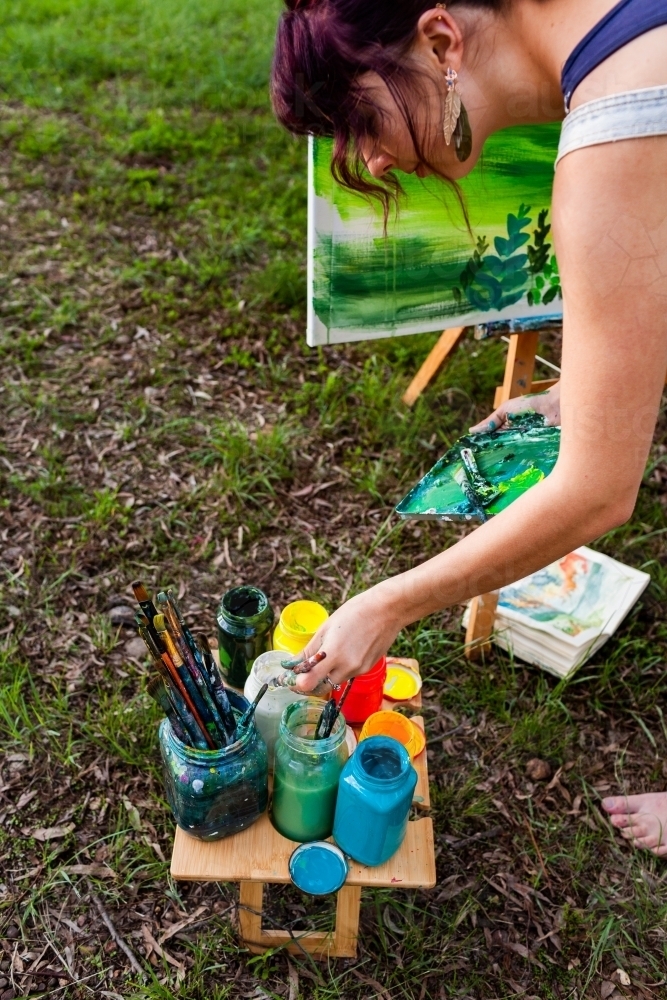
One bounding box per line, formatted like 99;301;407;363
333;657;387;725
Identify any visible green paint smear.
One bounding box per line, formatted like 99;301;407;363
396;414;560;522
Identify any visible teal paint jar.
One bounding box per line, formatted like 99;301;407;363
271;699;348;843
217;586;274;689
333;735;417;866
159;690;268;841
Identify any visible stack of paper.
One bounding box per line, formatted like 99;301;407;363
463;547;650;678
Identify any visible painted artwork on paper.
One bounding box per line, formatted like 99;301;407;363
498;551;628;638
308;124;563;345
395;414;560;522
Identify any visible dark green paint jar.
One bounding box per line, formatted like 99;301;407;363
217;586;274;689
159;690;268;841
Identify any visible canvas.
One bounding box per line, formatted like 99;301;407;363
308;124;563;345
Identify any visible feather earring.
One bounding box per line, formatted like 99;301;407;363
443;67;472;162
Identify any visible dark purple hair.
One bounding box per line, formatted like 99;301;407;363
271;0;507;218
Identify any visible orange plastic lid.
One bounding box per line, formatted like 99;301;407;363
409;720;426;758
359;711;425;760
383;664;422;702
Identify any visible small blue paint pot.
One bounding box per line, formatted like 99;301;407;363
159;689;268;842
289;842;348;896
333;735;417;867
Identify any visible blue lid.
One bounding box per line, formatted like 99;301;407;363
288;842;348;895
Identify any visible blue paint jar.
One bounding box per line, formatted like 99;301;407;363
333;735;417;866
159;690;268;841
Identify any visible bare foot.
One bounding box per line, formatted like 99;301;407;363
602;793;667;856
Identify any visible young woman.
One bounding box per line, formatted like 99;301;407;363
271;0;667;854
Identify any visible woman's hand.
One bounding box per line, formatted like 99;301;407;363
469;380;561;434
291;584;404;693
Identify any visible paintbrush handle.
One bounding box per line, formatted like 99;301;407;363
238;683;268;729
154;662;208;749
320;678;354;739
283;651;327;674
160;651;216;750
160;599;230;745
199;641;236;738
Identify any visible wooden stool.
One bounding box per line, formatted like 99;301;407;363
170;661;436;959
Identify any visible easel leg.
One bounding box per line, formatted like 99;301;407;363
403;327;466;407
496;331;539;406
333;885;362;958
464;592;499;661
466;332;540;659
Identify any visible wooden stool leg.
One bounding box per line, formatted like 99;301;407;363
238;881;264;947
403;327;466;407
332;885;362;958
464;592;499;661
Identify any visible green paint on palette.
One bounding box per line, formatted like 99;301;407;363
395;413;559;522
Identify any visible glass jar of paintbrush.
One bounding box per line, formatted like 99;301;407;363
271;699;348;843
131;579;270;840
159;689;269;841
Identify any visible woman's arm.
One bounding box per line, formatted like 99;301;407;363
297;133;667;691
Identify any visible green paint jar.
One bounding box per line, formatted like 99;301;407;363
159;690;268;841
217;586;274;689
271;699;348;843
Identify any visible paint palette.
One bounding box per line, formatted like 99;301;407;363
395;414;560;522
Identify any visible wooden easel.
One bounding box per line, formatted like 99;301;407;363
170;659;436;959
403;327;558;660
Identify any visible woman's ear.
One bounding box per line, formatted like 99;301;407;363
414;7;464;73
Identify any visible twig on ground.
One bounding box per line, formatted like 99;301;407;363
447;825;502;850
87;882;146;979
525;818;551;886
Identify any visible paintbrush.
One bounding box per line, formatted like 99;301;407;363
153;613;218;750
166;588;204;665
280;650;327;674
237;683;268;730
132;580;162;649
146;674;189;744
156;592;230;746
459;447;502;505
197;633;236;738
314;698;337;740
138;626;209;749
271;650;327;687
315;679;354;739
151;657;209;749
454;465;489;523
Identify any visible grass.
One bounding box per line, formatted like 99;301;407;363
1;1;667;998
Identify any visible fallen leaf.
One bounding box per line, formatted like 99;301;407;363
158;904;207;944
142;925;184;971
287;960;299;1000
122;797;142;831
601;982;616;1000
26;823;75;842
63;864;117;878
615;969;631;987
16;790;38;810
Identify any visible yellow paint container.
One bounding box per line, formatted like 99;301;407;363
273;600;329;655
359;711;425;760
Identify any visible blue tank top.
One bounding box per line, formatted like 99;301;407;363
561;0;667;110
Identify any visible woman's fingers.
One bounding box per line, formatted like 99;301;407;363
469;406;509;434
